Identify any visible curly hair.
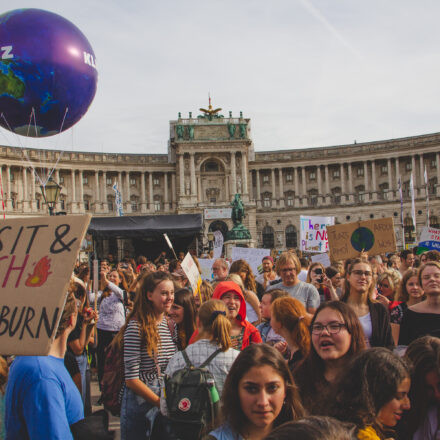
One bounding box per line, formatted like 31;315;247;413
229;259;257;293
220;344;305;434
271;296;311;358
330;348;409;438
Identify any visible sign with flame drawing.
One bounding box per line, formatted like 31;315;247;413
0;215;91;355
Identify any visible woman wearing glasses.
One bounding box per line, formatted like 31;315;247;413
341;258;394;349
293;301;365;414
399;261;440;346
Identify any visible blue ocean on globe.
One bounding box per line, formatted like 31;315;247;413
0;8;98;137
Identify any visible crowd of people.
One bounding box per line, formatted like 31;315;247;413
2;247;440;439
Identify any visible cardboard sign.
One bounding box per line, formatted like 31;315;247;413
327;218;396;261
181;253;202;300
311;253;331;267
418;226;440;251
0;215;91;355
231;247;270;276
300;215;335;253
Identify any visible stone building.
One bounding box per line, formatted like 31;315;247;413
0;103;439;253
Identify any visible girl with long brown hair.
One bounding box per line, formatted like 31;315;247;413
120;271;177;440
270;296;311;371
169;288;197;349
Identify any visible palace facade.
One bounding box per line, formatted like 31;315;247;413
1;105;439;252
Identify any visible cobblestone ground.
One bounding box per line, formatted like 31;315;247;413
91;378;120;440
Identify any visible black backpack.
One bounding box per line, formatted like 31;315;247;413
164;348;222;440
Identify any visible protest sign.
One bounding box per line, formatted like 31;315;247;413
327;217;396;261
300;215;335;253
204;208;232;220
197;258;215;281
231;247;270;276
418;226;440;252
213;231;224;259
0;214;91;355
311;253;331;267
181;253;202;300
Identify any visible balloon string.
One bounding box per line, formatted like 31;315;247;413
45;107;68;185
0;113;44;186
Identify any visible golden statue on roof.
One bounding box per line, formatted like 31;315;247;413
199;95;223;120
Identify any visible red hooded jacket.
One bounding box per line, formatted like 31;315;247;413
188;281;262;350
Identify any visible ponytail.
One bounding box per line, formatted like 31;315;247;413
198;299;232;351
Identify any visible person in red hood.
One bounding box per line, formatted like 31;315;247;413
189;281;262;350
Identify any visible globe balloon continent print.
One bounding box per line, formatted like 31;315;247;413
0;8;98;137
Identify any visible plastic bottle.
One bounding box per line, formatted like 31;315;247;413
206;378;220;403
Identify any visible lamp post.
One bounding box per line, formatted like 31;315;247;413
40;177;61;216
207;231;214;252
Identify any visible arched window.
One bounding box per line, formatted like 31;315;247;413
285;225;297;248
262;225;275;249
208;220;228;238
203;161;220;172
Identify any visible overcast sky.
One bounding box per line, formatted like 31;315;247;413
2;0;440;155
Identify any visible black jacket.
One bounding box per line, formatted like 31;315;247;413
369;301;394;350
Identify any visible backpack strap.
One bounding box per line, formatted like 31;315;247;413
199;348;222;369
181;349;193;368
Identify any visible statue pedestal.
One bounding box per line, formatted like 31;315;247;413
224;239;257;259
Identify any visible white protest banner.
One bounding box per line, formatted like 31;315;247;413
204;208;232;220
231;247;270;276
418;226;440;251
311;253;331;267
300;215;335;253
198;258;215;281
213;231;223;259
0;214;91;355
181;253;202;300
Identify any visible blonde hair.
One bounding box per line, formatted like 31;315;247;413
198;299;232;352
276;252;301;275
377;270;401;300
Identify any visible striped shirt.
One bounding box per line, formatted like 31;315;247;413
124;317;177;386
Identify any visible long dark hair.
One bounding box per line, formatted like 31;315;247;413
341;258;376;303
221;344;305;435
330;348;409;438
294;301;366;412
173;288;197;349
404;336;440;436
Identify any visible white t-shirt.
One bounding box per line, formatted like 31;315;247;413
358;312;372;348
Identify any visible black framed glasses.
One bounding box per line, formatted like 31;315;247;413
311;323;346;335
351;269;372;278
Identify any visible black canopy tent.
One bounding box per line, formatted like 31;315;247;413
88;214;203;259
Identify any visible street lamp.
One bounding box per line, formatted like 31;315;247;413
40;177;61;216
207;231;214;252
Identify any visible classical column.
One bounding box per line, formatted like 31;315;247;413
102;171;108;211
363;162;368;192
419;154;425;196
395;157;400;189
5;166;10;200
118;172;123;206
22;167;28;201
437;153;440;196
179;154;185;196
148;172;153;211
317;166;322;197
71;169;76;204
294;167;299;206
125;172;131;212
225;175;230;202
241;152;248;195
79;170;84;210
171;173;176;209
140;172;146;213
411;155;416;182
301;167;306;196
31;168;36;210
94;171;100;206
164;172;169;210
197;176;201;204
371;161;377;201
255;170;261;208
230;152;237;194
340;164;346;196
271;168;276;206
278;168;284;208
190;153;196;196
325;165;330;195
387;159;393;199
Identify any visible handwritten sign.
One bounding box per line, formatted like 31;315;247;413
231;247;270;276
418;226;440;251
213;231;224;260
181;253;202;300
197;258;215;281
300;216;335;253
327;217;396;261
0;215;91;355
311;253;331;267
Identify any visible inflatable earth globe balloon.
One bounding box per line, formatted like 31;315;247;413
0;8;98;137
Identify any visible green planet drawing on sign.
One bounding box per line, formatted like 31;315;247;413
350;227;375;252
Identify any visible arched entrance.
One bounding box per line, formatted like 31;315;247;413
208;220;228;239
